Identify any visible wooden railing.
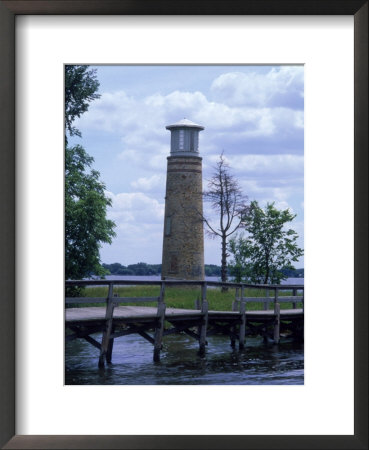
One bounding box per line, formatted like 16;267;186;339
65;279;304;311
233;284;304;311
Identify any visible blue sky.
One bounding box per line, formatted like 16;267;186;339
71;65;304;267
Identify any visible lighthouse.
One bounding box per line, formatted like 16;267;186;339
161;119;205;280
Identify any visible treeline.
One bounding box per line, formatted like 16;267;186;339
102;262;221;276
280;267;304;278
102;262;161;276
103;262;220;277
102;262;303;278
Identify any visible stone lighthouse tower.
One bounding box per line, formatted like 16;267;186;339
161;119;205;280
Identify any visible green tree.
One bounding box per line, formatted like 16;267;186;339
228;201;303;284
65;65;100;137
65;145;116;279
65;65;116;280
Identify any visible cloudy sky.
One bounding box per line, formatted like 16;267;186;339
71;65;304;268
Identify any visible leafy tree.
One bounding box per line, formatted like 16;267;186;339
65;145;116;279
228;201;303;284
65;65;100;137
65;65;116;281
202;153;248;283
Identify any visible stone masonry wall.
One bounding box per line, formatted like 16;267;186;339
161;156;204;280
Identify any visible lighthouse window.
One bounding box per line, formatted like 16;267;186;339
165;216;171;236
179;130;184;149
189;131;194;151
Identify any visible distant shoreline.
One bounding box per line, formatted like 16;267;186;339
99;274;304;285
102;262;304;280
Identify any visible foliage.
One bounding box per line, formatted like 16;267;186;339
228;201;303;284
65;145;116;280
202;153;248;283
65;65;100;137
65;65;116;281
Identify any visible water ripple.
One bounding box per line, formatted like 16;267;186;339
65;334;304;385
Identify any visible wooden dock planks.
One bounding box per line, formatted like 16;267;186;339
66;305;303;323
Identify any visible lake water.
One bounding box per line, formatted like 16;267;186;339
65;335;303;385
100;275;304;285
66;275;304;385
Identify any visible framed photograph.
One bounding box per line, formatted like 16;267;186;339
1;1;367;449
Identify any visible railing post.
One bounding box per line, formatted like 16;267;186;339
302;288;304;313
159;281;165;303
232;284;242;312
292;287;297;309
230;284;241;348
98;283;115;368
201;282;207;308
274;287;279;309
194;297;201;310
265;288;269;310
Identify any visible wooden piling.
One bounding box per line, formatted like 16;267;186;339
230;295;238;348
106;325;115;364
199;300;208;357
98;284;115;368
273;302;281;344
197;283;208;356
153;302;166;362
153;283;166;362
239;300;246;350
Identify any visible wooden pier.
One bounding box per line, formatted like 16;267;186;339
65;280;304;368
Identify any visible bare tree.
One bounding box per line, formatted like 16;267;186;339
202;153;248;284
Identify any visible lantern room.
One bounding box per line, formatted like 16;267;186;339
166;118;204;156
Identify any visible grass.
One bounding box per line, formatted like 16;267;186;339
66;285;303;311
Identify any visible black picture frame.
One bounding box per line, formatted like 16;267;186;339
0;1;367;449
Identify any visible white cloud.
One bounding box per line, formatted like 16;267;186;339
99;222;164;265
210;66;304;108
101;191;166;264
131;174;165;191
76;75;303;165
107;191;165;224
207;154;303;176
